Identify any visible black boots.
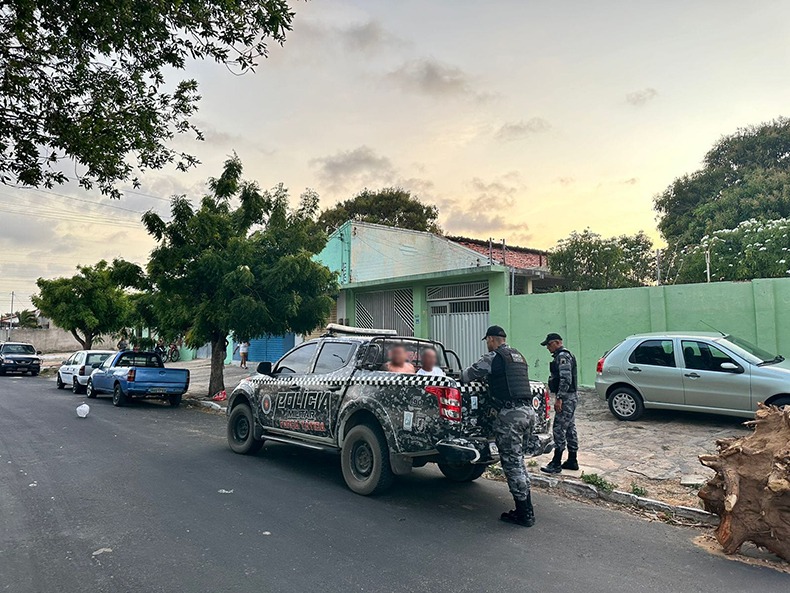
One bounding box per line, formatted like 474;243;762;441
500;494;535;527
541;448;564;474
561;450;579;471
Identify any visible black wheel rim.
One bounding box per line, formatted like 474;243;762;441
351;441;374;480
73;380;78;392
87;383;92;396
234;416;250;442
113;389;120;404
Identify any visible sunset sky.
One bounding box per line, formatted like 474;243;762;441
3;0;790;309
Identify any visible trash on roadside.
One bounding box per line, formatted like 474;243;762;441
218;489;234;494
212;390;227;402
76;404;90;418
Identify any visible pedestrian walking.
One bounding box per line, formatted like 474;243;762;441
116;334;129;351
540;333;580;474
462;325;536;527
234;340;250;369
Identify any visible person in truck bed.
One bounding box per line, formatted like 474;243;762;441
462;325;536;528
382;345;416;373
416;347;445;377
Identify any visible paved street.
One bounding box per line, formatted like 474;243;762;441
1;375;787;593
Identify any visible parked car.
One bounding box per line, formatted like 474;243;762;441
0;342;42;375
86;350;190;407
595;332;790;420
226;325;552;496
57;350;114;393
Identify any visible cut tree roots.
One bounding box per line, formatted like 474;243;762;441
699;403;790;562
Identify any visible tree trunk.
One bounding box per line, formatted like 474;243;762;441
698;403;790;561
208;335;226;398
72;329;89;349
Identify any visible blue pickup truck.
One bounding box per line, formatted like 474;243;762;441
86;351;190;407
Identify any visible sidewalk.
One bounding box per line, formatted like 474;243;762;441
526;388;750;507
176;358;252;399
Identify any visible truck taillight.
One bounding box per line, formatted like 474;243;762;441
127;369;136;382
425;386;462;422
596;357;605;374
544;387;550;418
78;365;86;376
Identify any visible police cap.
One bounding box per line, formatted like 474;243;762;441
482;325;507;340
540;332;563;346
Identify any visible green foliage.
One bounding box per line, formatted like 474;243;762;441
0;0;294;197
15;309;38;328
32;260;141;348
630;482;648;497
580;472;616;493
655;118;790;248
317;187;442;234
143;155;338;395
548;229;656;290
662;218;790;284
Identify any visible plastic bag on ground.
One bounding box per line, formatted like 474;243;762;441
76;404;90;418
212;390;227;402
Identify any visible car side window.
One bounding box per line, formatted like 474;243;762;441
313;342;355;374
682;341;736;372
628;340;676;367
66;354;77;365
100;355;115;370
275;343;318;375
76;353;85;365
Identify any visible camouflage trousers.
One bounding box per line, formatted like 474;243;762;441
552;393;579;452
493;405;536;502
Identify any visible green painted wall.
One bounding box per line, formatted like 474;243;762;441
505;278;790;387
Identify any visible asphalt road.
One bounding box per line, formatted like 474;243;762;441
1;375;787;593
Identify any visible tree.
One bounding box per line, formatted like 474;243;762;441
0;1;294;197
548;229;656;290
317;187;442;234
142;155;338;397
32;260;139;348
655;118;790;248
661;218;790;284
15;309;38;328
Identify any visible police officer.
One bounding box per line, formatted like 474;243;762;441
540;333;579;474
462;326;536;527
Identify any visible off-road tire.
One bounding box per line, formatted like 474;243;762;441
608;386;644;421
56;373;65;389
86;379;97;398
438;462;487;482
168;394;182;407
112;383;127;407
341;423;395;496
227;404;264;454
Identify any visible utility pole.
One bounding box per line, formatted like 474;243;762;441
501;239;507;266
488;238;493;265
656;249;661;285
705;248;711;283
7;291;14;340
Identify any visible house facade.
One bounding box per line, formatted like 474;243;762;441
316;221;560;366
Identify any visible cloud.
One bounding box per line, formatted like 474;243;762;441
341;21;397;53
622;177;638;185
555;177;575;186
388;58;475;98
311;146;395;191
494;118;551;141
625;88;658;106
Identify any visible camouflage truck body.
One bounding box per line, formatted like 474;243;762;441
226;334;551;495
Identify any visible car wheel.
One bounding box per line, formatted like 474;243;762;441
341;423;395;496
86;379;97;399
31;370;39;376
169;350;180;363
72;377;84;394
771;396;790;409
168;394;182;407
608;386;644;421
112;383;127;407
438;462;487;482
227;404;263;454
56;373;65;389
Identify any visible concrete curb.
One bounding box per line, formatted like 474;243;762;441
529;474;719;526
186;399;227;413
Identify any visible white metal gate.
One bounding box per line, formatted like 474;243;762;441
356;289;414;336
428;282;490;367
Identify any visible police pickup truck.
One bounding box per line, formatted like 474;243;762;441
226;325;551;495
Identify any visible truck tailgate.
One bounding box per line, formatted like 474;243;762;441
131;368;189;386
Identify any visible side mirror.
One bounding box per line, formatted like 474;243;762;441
37;350;43;355
256;361;273;376
61;360;68;366
720;362;743;373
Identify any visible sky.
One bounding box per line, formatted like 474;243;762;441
3;0;790;310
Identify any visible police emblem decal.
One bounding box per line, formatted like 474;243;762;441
532;396;540;410
261;394;273;415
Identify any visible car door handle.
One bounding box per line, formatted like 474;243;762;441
684;372;700;379
288;384;300;390
627;367;641;372
326;385;342;392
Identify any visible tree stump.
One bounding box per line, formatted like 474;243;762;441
699;403;790;562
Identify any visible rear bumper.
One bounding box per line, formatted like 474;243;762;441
126;385;186;397
436;437;499;465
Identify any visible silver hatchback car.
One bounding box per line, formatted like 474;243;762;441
595;332;790;420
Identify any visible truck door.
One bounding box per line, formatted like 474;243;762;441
265;342;318;435
307;341;357;441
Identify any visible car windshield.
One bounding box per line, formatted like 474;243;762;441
720;335;783;365
2;344;35;355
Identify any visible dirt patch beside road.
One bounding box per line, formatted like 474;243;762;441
526;388;750;507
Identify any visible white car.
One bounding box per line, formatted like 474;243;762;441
595;332;790;420
57;350;114;394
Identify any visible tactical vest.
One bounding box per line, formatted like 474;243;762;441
488;344;531;403
549;348;578;394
